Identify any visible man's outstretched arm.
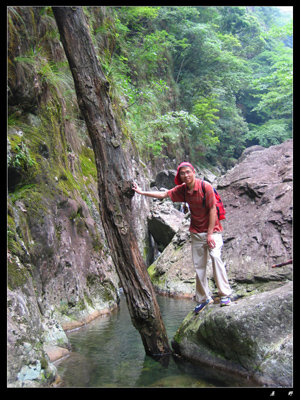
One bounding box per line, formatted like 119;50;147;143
132;182;170;200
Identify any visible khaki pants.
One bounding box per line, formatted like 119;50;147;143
191;232;232;303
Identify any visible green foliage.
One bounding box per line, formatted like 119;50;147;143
193;96;219;130
216;102;248;166
149;110;200;130
87;5;292;163
251;43;292;118
11;142;37;169
217;6;266;58
191;95;220;158
247;39;292;147
117;6;160;29
129;109;199;158
265;19;293;42
7;5;293;170
246;119;290;147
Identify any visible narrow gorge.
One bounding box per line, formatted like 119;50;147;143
7;6;293;388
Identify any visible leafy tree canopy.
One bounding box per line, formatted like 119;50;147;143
8;6;293;167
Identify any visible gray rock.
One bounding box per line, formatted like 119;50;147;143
147;199;185;252
172;282;293;387
17;361;41;381
217;140;292;291
7;286;57;387
237;145;265;163
195;166;217;184
150;169;177;190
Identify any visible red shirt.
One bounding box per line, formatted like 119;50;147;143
167;179;223;234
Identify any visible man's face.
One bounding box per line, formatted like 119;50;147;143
179;166;195;185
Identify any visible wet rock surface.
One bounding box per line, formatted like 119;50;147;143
172;282;293;387
7;185;120;387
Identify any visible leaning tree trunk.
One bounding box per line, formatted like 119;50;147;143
52;7;170;356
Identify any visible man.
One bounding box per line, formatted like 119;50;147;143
132;162;232;313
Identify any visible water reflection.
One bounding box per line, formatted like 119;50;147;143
56;294;256;387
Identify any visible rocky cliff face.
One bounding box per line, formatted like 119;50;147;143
7;122;155;386
7;110;120;387
218;139;292;287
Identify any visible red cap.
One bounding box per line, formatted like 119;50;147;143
174;162;195;185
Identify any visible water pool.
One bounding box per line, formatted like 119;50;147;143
56;293;256;388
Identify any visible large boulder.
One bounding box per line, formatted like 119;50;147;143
147;198;185;252
150;170;177;190
217;139;293;296
172;281;293;387
218;139;292;267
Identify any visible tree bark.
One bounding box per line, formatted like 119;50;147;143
52;6;170;356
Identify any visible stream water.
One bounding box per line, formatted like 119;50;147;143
56;293;256;388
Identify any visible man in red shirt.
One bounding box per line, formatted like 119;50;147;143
132;162;232;313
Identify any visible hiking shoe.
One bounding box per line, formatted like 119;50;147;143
194;298;214;314
220;297;231;307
